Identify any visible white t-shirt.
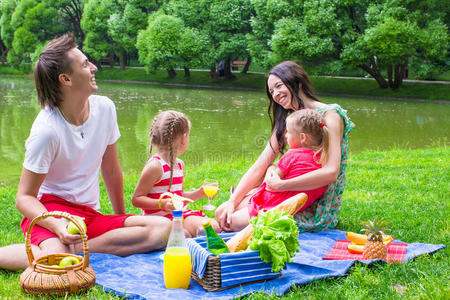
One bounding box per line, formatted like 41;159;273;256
23;95;120;210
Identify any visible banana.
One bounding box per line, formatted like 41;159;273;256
347;244;364;254
345;232;368;245
346;231;394;245
159;192;194;210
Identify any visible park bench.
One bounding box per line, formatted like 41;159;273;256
100;56;114;67
232;60;246;70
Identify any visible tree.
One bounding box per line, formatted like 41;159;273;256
52;0;85;47
166;0;253;79
207;0;253;79
0;0;17;53
136;13;184;77
81;0;120;67
107;0;161;70
341;1;448;88
6;0;64;71
177;27;210;77
82;0;163;69
249;0;448;89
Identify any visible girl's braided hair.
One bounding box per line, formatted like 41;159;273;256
286;109;329;165
148;110;190;190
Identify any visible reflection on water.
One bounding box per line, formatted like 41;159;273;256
0;77;448;185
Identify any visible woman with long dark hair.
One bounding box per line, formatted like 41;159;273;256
215;61;355;232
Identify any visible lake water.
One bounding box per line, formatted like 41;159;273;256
0;77;448;185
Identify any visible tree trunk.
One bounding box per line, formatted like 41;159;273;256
167;67;176;77
359;61;388;89
0;47;6;66
209;65;218;79
224;57;235;79
183;67;190;77
392;63;405;89
119;56;125;71
242;56;251;74
109;54;114;68
387;64;393;88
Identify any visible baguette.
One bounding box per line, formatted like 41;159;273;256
271;193;308;215
226;223;254;252
225;193;308;252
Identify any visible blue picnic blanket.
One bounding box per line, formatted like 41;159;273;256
89;229;444;299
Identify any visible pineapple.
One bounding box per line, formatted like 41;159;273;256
361;218;389;260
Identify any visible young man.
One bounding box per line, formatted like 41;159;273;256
0;33;171;271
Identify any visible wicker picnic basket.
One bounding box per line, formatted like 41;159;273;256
191;255;223;291
191;254;281;292
19;211;96;296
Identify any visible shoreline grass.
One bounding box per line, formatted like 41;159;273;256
1;66;449;101
0;146;448;299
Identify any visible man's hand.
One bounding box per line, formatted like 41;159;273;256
53;218;83;245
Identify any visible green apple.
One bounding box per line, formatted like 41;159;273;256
59;256;80;267
67;216;87;234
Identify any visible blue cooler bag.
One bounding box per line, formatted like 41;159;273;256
187;232;281;291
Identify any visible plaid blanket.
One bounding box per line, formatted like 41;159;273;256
323;240;408;263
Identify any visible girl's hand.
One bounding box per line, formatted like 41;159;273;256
265;171;284;192
162;198;175;212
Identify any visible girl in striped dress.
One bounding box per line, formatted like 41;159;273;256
132;110;220;237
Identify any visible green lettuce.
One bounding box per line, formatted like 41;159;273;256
248;210;300;272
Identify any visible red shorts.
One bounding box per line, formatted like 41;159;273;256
20;194;132;246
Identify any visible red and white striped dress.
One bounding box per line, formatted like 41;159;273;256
143;155;204;220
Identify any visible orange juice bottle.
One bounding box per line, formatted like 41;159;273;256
163;210;192;289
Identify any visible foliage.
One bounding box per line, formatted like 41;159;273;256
0;0;17;49
339;0;448;88
81;0;119;61
136;13;184;76
165;0;253;78
0;0;448;86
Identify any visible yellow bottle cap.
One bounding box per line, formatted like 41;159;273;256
201;219;211;227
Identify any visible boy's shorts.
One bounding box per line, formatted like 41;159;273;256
20;194;132;246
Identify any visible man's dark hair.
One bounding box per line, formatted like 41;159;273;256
34;33;77;109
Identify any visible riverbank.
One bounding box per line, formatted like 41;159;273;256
1;66;449;102
0;147;448;298
96;68;450;102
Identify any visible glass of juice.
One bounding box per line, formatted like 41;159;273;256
203;179;218;211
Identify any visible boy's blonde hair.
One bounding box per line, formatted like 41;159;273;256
149;110;191;190
286;109;329;164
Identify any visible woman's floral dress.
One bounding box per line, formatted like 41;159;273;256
294;103;355;232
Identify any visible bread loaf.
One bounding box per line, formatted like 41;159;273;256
225;193;308;252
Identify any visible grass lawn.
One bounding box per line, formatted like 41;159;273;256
0;146;448;299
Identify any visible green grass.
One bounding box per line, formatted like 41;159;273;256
0;147;448;299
